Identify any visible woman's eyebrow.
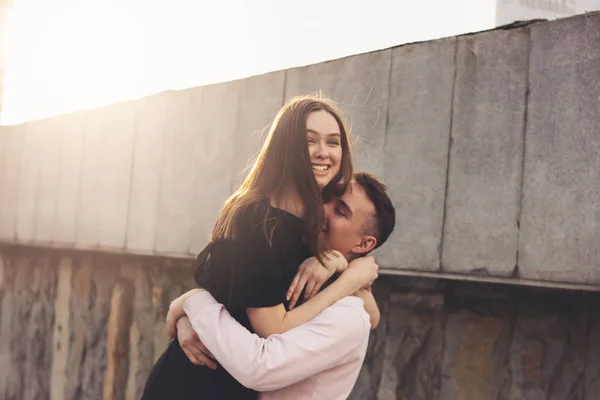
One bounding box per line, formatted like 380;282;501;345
306;129;341;138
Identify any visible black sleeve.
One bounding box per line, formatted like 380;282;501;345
226;234;289;309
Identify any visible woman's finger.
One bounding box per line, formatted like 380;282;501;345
197;340;215;360
286;272;301;301
309;281;324;299
289;274;309;309
303;278;318;300
182;347;201;366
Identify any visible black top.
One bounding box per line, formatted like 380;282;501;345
142;200;311;400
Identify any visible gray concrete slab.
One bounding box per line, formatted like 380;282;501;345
0;125;23;241
77;108;105;247
376;38;457;271
518;13;600;284
97;101;136;249
155;88;202;255
285;50;392;177
16;122;40;242
442;28;528;276
232;71;285;190
34;117;62;244
189;81;241;254
54;112;85;245
126;92;168;253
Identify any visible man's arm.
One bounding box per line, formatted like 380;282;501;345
183;290;370;392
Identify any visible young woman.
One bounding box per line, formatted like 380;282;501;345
142;94;378;399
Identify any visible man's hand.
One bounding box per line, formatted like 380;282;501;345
166;288;205;339
177;316;217;369
286;251;347;309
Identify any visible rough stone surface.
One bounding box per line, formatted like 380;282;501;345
442;28;528;277
518;13;600;284
377;290;445;400
232;71;285;191
377;37;457;271
0;249;57;400
126;92;168;253
509;292;589;399
439;287;513;400
285;50;391;177
2;245;600;399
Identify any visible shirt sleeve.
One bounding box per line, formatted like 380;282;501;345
184;290;370;392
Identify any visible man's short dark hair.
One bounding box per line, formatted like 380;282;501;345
353;172;396;250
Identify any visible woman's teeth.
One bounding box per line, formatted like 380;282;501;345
313;165;329;171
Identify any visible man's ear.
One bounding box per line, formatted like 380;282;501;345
350;236;377;256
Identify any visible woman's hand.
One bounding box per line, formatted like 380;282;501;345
177;316;217;369
286;251;348;309
166;288;205;339
340;256;379;292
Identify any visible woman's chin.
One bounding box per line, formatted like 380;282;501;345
314;176;330;189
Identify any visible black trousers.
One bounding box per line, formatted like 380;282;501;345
142;338;257;400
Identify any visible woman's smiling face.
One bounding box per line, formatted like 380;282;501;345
306;110;342;189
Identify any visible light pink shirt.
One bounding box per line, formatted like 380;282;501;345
184;291;370;400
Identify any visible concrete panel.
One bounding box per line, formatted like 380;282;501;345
188;81;241;254
96;101;136;249
442;29;528;276
54;112;85;245
126;92;168;253
77;109;105;247
0;125;24;241
232;71;285;190
155;88;203;255
285;50;391;176
519;14;600;283
16;122;42;242
34;117;62;243
377;38;457;271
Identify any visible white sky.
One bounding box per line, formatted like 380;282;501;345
0;0;497;125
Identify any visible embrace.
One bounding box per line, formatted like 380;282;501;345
142;94;396;400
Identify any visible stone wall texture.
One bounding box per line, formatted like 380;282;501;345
2;245;600;400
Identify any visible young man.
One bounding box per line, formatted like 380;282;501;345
169;172;395;399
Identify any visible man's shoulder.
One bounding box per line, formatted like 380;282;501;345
319;296;371;330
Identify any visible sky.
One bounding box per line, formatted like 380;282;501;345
0;0;498;125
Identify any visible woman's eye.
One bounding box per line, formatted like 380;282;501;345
307;138;316;144
328;140;340;146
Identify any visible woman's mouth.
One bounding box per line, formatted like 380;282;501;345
312;164;330;174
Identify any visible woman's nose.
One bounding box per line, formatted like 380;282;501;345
314;143;329;159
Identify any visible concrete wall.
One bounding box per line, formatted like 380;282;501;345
2;245;600;400
1;14;600;286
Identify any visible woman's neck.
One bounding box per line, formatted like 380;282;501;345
270;186;304;218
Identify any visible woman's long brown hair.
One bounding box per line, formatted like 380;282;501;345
210;94;353;260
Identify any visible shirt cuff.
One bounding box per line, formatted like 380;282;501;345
183;290;219;316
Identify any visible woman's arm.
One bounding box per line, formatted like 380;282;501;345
247;256;378;337
354;289;380;329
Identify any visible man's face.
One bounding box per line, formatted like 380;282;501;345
320;181;377;260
